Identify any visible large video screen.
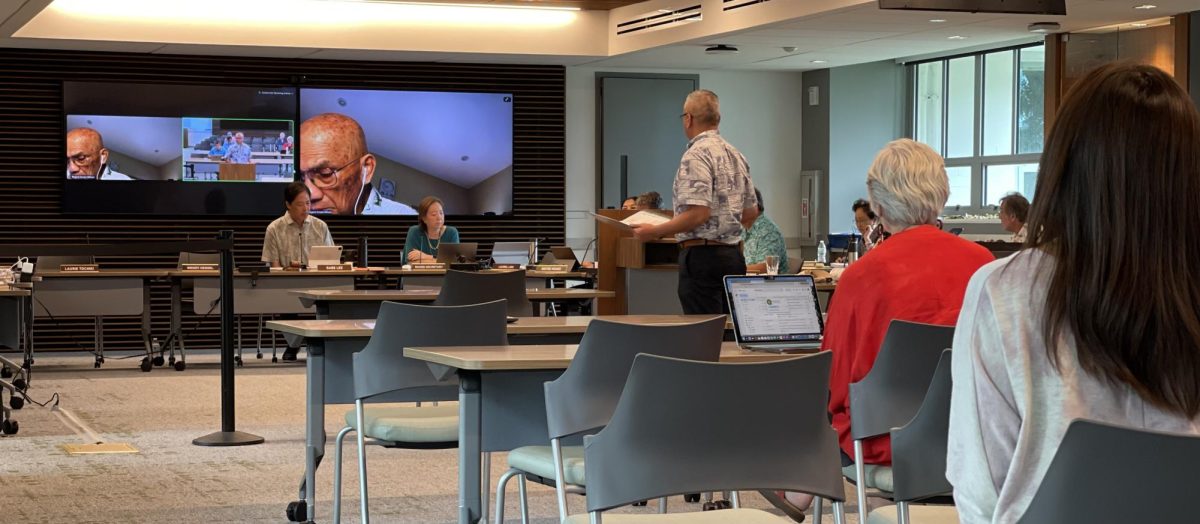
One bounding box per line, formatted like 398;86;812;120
299;88;513;216
63;82;297;215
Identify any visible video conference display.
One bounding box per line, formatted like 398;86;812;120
299;88;514;216
62;82;515;216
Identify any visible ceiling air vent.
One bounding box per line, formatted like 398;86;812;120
616;4;702;36
723;0;772;11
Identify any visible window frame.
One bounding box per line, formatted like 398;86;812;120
908;42;1044;215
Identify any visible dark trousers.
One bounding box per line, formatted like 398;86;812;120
677;245;746;315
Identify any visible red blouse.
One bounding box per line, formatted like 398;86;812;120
824;225;994;465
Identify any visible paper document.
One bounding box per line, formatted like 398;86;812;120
589;210;670;230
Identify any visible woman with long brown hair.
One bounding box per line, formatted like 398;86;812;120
403;196;459;263
947;63;1200;523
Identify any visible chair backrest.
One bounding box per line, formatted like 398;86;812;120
544;316;726;440
36;255;94;271
433;269;533;317
178;252;219;266
1017;420;1200;523
889;349;953;502
583;352;846;512
352;299;508;401
849;320;954;440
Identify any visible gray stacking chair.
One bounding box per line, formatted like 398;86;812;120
435;269;534;317
867;349;956;524
847;320;954;522
331;299;509;524
493;316;727;523
571;352;847;524
1018;420;1200;524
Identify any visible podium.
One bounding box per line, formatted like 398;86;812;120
593;209;682;315
218;163;256;181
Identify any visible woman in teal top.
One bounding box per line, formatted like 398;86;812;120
404;196;460;263
743;189;790;274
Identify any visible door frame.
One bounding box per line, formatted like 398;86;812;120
594;72;699;210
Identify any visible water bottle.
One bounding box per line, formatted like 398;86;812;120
816;240;828;265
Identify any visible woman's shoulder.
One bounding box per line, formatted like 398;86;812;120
405;224;423;235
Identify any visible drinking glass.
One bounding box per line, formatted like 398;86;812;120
765;255;780;275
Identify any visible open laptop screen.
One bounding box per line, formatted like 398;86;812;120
725;275;824;343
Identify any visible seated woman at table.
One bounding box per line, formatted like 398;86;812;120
743;188;788;274
764;139;993;519
404;196;460;264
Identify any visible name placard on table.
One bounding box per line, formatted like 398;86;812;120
411;263;447;270
493;263;522;270
180;264;218;271
530;264;569;273
59;264;99;272
316;264;353;271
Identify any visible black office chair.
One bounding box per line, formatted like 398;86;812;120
434;269;534;317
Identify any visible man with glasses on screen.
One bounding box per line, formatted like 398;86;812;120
65;127;133;180
222;131;253;164
299;112;416;216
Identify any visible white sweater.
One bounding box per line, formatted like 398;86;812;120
946;249;1200;523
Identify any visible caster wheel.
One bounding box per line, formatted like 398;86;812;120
0;367;11;378
702;502;717;511
632;500;648;507
10;396;24;410
12;378;26;391
2;419;17;435
272;356;278;363
174;361;187;372
152;356;165;367
22;360;31;370
685;493;701;503
94;360;101;369
716;500;733;509
256;352;263;360
98;357;105;364
235;356;244;368
140;359;153;372
168;356;176;366
285;500;307;522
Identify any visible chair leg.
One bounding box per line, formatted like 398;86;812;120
355;400;370;524
332;425;353;524
551;439;570;523
482;452;491;522
495;468;520;524
854;440;868;523
813;496;823;524
517;473;529;524
657;497;668;514
897;501;910;524
832;501;847;524
730;491;740;509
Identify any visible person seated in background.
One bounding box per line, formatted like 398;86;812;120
222;132;253;164
767;139;993;517
999;192;1029;242
743;188;788;274
273;131;287;152
635;191;663;210
853;198;887;251
621;197;637;210
948;63;1200;523
281;135;294;155
261;182;335;360
403;196;460;264
207;138;226;158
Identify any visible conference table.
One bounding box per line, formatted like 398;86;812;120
404;342;808;524
264;314;731;523
292;288;615;319
0;286;31;364
383;267;593;289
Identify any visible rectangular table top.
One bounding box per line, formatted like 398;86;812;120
289;288;614;302
404;341;809;371
36;269;171;278
265;314;730;338
383;268;592;279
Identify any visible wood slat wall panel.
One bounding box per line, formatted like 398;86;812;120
0;48;566;355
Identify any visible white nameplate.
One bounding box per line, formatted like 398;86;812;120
181;264;217;271
493;263;522;270
60;264;99;272
411;263;447;270
316;264;353;271
531;264;569;273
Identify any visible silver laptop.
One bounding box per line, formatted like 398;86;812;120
307;245;343;269
725;274;824;353
492;241;533;265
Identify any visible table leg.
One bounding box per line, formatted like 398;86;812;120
141;281;154;357
303;340;327;522
170;279;184;364
458;371;483;524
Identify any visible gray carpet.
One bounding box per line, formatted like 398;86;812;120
0;351;874;523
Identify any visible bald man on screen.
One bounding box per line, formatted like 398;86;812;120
65;127;133;180
299;113;415;216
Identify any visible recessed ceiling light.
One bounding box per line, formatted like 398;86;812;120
948;35;967;40
1134;4;1157;9
929;18;947;23
1131;22;1148;27
811;59;827;64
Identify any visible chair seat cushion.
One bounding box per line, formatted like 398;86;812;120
343;404;457;443
565;508;792;524
507;445;586;486
843;463;894;492
866;504;959;524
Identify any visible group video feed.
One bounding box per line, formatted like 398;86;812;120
63;82;297;215
299;88;514;216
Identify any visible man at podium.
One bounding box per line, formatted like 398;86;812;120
222;132;253;164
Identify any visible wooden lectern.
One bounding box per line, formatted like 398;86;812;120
218;163;256;181
594;209;681;315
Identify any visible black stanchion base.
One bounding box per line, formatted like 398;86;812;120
192;430;265;447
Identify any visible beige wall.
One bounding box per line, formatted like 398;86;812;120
372;155;469;214
107;150;160;181
466;166;513;215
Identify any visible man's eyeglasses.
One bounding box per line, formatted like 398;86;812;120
67;153;94;166
300;155;364;190
679;112;691;120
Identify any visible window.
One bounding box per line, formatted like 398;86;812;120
911;43;1045;213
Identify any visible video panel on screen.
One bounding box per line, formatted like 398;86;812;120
299;88;514;216
63;82;297;215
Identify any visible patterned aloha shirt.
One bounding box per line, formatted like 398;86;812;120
672;130;757;244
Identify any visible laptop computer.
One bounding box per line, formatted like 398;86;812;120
547;247;579;270
308;245;343;269
436;242;478;264
724;274;824;353
491;241;533;266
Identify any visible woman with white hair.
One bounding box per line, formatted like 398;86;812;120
764;139;993;519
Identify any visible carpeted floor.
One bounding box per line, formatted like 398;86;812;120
0;351;876;523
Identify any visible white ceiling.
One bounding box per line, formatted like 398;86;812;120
0;0;1195;71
